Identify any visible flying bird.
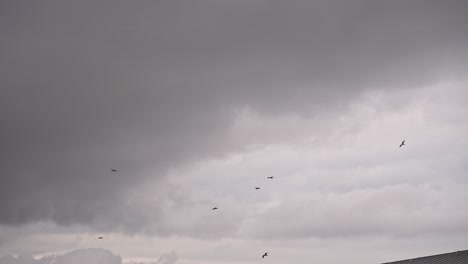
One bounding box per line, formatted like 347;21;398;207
98;237;103;239
212;207;218;210
267;176;273;179
262;252;268;258
111;169;117;172
255;187;260;190
399;140;405;148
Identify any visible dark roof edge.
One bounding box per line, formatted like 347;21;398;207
381;249;468;264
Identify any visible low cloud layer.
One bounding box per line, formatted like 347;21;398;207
0;248;121;264
0;249;177;264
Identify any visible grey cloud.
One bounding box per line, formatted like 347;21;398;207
0;248;121;264
0;249;177;264
246;184;468;239
0;255;38;264
180;84;468;241
1;0;468;236
155;251;177;264
54;248;121;264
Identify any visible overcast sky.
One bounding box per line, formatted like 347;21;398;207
1;1;468;264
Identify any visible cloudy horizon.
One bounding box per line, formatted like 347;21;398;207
1;1;468;263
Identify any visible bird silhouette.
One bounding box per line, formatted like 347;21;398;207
262;252;268;258
267;176;273;179
98;237;103;239
399;140;405;148
111;169;117;172
212;207;218;210
255;187;260;190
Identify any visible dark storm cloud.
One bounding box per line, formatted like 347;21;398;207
1;0;467;234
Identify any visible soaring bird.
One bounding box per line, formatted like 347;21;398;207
262;252;268;258
98;237;103;239
255;187;260;190
399;140;405;148
212;207;218;210
111;169;117;172
267;176;273;179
